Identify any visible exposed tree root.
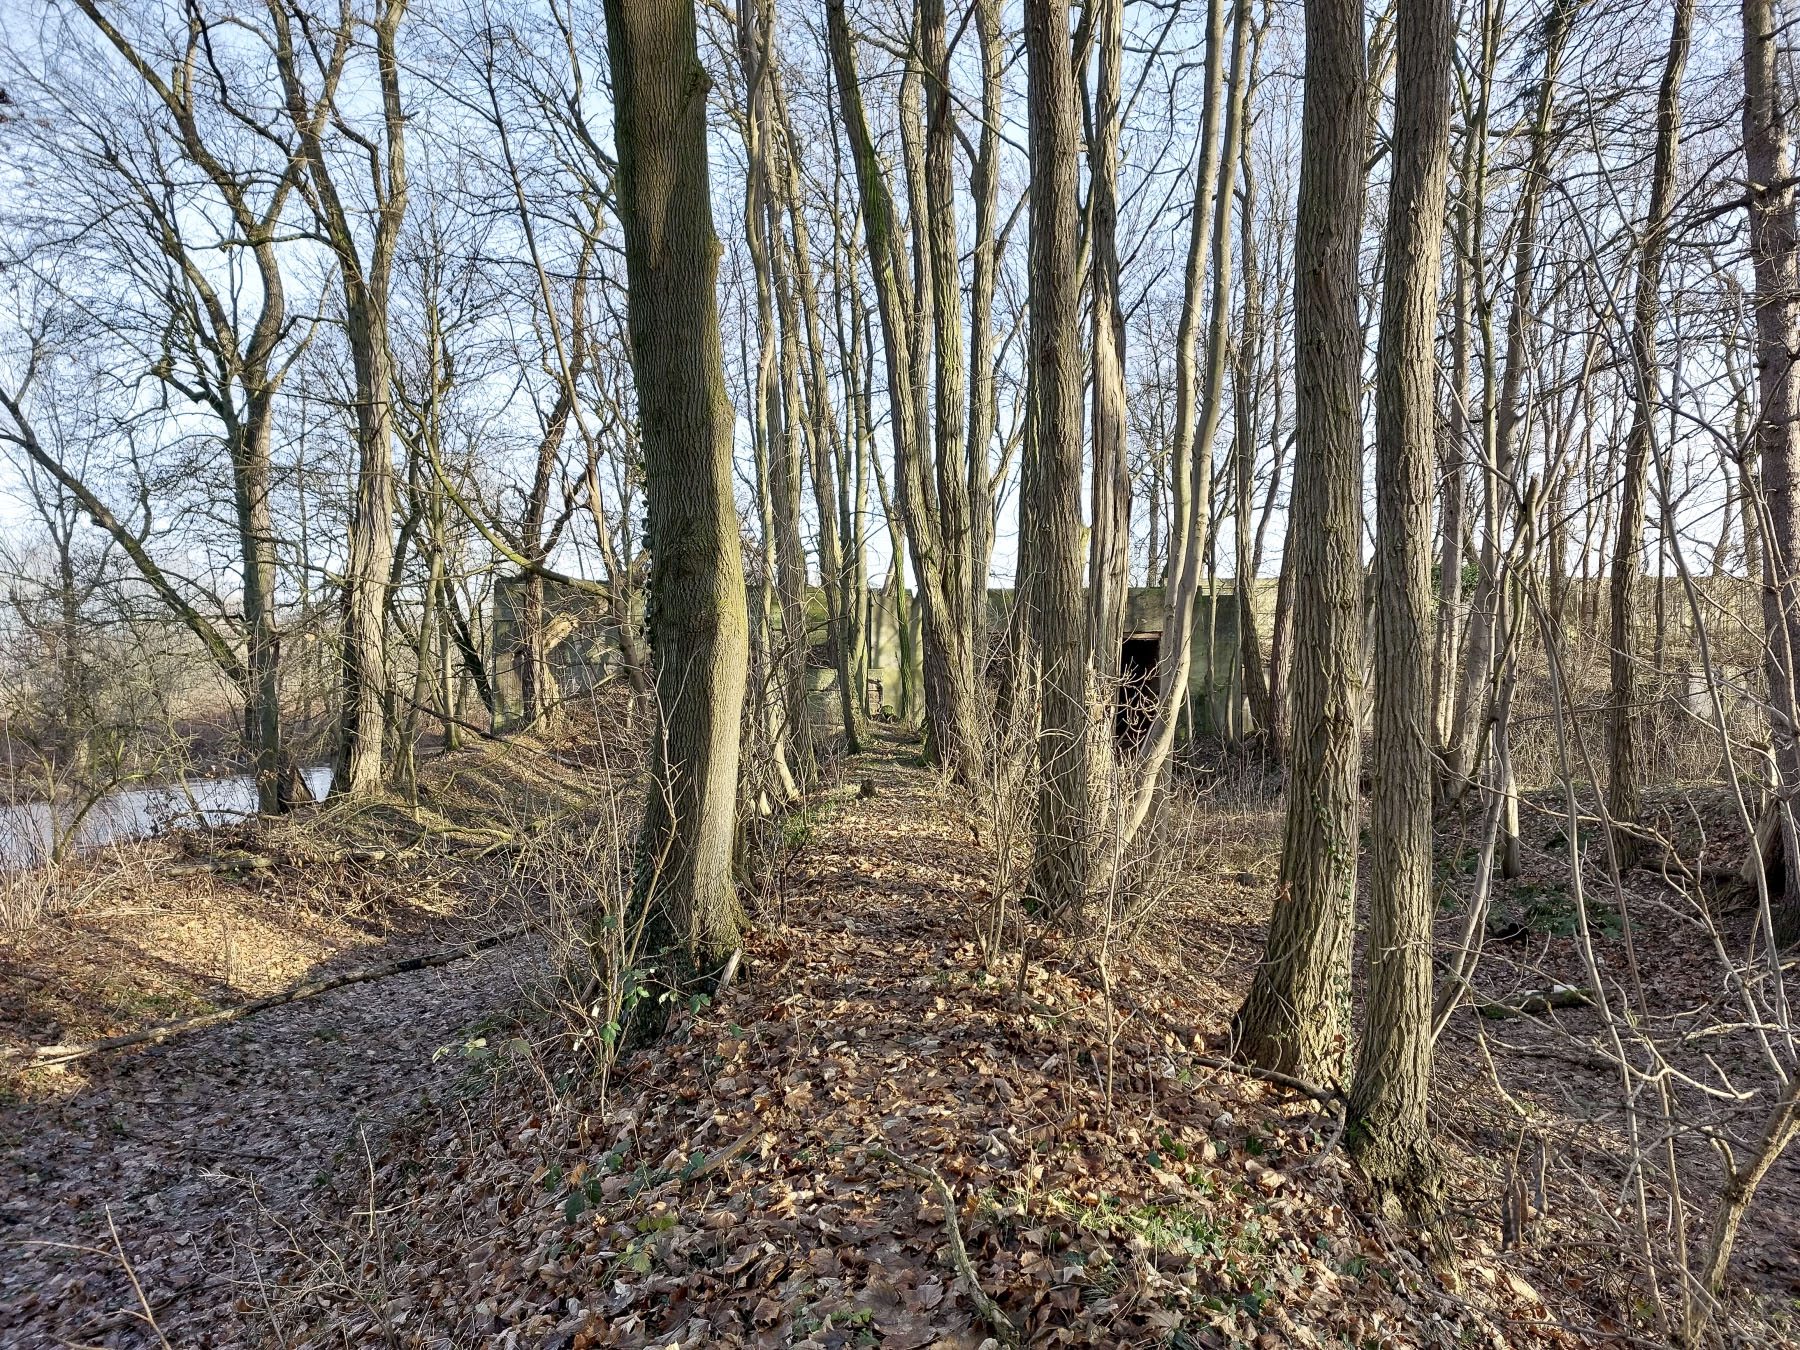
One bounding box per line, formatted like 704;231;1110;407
1189;1051;1340;1104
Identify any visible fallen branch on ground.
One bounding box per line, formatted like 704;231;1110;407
2;927;525;1068
1188;1051;1339;1104
868;1144;1018;1347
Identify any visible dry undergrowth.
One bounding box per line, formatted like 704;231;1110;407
267;750;1624;1350
5;713;1794;1347
0;717;629;1103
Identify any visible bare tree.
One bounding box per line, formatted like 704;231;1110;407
1232;0;1366;1080
1023;0;1090;919
1345;0;1454;1213
1607;0;1696;868
269;0;410;799
605;0;750;982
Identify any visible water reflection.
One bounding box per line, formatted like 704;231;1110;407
0;766;333;870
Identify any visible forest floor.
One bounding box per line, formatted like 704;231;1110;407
0;726;619;1347
2;719;1797;1348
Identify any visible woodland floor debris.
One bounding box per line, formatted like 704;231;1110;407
257;746;1798;1350
2;735;1797;1348
0;731;609;1348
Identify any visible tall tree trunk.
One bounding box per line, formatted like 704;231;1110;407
825;0;985;779
271;0;409;801
1233;41;1273;739
1433;86;1478;758
1086;0;1131;690
1024;0;1090;920
748;333;799;802
1346;0;1453;1213
605;0;750;979
1448;0;1573;799
1232;0;1367;1082
920;0;984;750
236;390;283;813
967;0;1003;666
1609;0;1695;869
1742;0;1800;945
771;285;817;785
773;70;868;753
1105;0;1251;853
739;0;814;787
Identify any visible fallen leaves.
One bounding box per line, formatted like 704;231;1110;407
243;759;1577;1350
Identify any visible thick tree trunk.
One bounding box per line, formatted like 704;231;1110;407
1609;0;1695;868
1024;0;1091;920
1345;0;1453;1214
1742;0;1800;945
336;303;399;799
605;0;750;977
1232;0;1367;1082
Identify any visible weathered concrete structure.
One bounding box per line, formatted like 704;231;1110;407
491;577;1280;737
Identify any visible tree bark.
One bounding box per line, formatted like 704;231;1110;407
1608;0;1695;869
1433;76;1479;759
1742;0;1800;945
772;69;868;753
967;0;1004;667
1233;39;1273;740
270;0;408;801
1104;0;1251;855
1024;0;1091;920
1232;0;1366;1082
825;0;986;780
739;0;814;788
1345;0;1453;1214
920;0;983;751
605;0;751;978
1085;0;1131;691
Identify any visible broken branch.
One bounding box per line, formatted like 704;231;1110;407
867;1144;1018;1347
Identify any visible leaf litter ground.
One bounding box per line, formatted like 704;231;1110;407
269;751;1591;1350
6;732;1794;1347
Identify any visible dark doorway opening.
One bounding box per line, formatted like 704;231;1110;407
1116;634;1160;748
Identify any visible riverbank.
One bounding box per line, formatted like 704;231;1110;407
0;765;334;872
0;720;624;1101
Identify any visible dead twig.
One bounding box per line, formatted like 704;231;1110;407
107;1205;174;1350
867;1144;1018;1347
1189;1051;1340;1105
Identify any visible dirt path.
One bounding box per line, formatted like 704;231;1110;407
0;934;538;1348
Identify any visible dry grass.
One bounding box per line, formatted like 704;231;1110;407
0;700;636;1103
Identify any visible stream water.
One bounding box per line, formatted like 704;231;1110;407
0;765;332;870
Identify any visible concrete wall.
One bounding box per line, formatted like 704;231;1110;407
491;576;1282;739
